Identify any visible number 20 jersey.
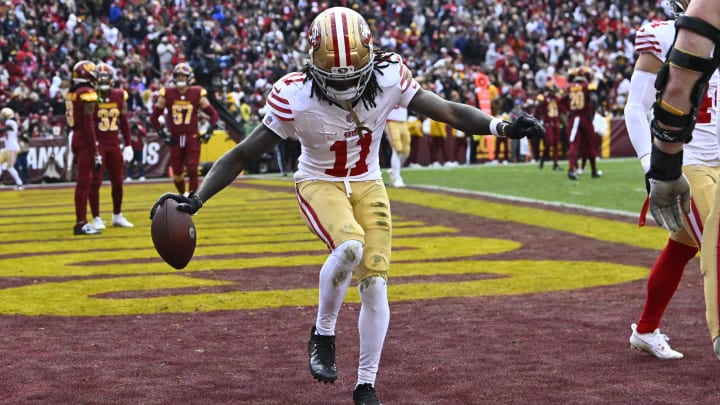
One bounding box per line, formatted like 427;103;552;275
262;55;420;183
635;19;720;166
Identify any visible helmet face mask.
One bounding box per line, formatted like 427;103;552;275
667;0;691;17
173;63;194;88
97;63;114;92
307;7;374;104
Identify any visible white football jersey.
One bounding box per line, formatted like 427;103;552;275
635;19;720;166
263;55;420;183
387;105;408;122
2;118;20;151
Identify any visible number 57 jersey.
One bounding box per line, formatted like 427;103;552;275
262;57;420;183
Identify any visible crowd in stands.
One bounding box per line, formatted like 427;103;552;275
0;0;671;142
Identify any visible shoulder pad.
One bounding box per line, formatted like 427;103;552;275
80;92;98;102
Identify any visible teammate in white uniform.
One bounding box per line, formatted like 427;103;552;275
0;107;24;190
150;7;543;404
385;105;410;187
624;0;720;359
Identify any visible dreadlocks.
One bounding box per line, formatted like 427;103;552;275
303;49;401;110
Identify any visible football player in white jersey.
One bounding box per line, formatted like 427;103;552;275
0;107;24;190
385;105;410;187
624;0;720;360
647;0;720;360
151;7;542;403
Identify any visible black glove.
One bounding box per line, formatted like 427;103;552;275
200;130;212;143
158;128;177;146
504;113;545;139
149;191;204;219
644;173;651;194
94;153;103;170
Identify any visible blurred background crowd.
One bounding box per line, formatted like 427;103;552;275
0;0;669;150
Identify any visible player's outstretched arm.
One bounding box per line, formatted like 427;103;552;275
407;88;543;139
149;124;281;218
196;124;281;202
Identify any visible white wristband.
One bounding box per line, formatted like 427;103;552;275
489;118;503;136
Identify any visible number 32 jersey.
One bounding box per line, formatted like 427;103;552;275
263;55;420;183
635;19;720;166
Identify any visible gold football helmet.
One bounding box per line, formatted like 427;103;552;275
668;0;690;17
307;7;375;104
0;107;13;121
96;62;114;92
173;62;194;88
72;60;98;86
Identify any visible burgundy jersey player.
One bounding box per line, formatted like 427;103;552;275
67;60;101;235
534;80;563;171
89;62;134;229
150;62;218;194
560;66;600;179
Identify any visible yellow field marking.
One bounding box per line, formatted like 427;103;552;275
0;180;655;316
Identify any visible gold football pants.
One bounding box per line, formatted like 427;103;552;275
296;179;391;282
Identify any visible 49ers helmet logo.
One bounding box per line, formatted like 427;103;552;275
308;23;321;50
359;22;372;48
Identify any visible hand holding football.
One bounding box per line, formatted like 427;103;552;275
151;198;196;269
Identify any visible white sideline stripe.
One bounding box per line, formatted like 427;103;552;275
413;184;637;218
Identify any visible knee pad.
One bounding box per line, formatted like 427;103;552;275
653;15;720;143
335;240;363;269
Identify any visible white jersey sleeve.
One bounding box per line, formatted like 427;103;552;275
685;71;720;166
262;55;420;183
633;20;676;62
3;119;20;151
628;20;720;167
262;72;306;139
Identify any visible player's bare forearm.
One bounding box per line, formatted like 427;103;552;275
408;89;493;135
196;124;280;202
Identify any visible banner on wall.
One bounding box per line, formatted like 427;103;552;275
1;135;170;185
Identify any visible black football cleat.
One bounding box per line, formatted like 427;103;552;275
308;326;337;383
73;223;101;235
567;170;579;180
308;326;337;384
353;383;382;405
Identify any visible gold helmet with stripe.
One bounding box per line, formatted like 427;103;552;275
173;62;194;89
96;62;115;92
72;60;98;86
307;7;375;104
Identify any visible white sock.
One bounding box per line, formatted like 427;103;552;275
6;167;22;185
390;150;401;180
315;240;363;336
357;276;390;386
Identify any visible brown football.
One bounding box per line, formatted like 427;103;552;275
151;198;196;269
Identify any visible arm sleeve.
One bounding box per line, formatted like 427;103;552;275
119;113;131;146
202;104;218;126
623;70;657;173
150;105;163;131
